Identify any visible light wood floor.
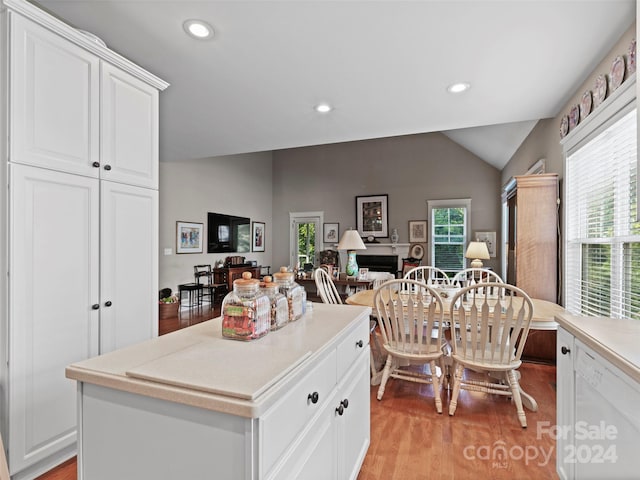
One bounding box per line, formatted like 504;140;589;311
37;304;558;480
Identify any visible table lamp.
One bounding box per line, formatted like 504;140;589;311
337;229;367;277
465;241;490;268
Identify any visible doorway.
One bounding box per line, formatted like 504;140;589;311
289;212;323;270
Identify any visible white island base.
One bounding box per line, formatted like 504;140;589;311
67;303;371;480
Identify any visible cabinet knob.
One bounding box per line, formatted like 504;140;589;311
340;399;349;409
355;339;364;348
335;405;344;416
307;392;319;404
103;164;112;171
92;161;100;168
105;301;112;307
92;304;100;310
561;346;571;355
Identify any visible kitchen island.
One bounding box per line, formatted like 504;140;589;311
66;303;371;480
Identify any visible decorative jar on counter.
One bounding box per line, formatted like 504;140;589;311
260;275;289;331
221;272;270;340
273;266;305;322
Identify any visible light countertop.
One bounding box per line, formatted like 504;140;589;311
555;312;640;383
66;303;371;418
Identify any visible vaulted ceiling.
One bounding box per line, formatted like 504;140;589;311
37;0;635;168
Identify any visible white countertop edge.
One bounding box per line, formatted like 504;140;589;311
555;313;640;384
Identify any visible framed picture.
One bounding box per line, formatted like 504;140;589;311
475;231;497;257
409;220;427;243
356;194;388;238
252;221;265;252
323;222;339;243
176;221;203;254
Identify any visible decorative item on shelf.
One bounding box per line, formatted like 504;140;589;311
408;243;425;261
628;38;636;75
337;229;367;277
560;115;569;139
593;73;608;109
579;90;592;122
609;55;625;92
568;104;580;131
390;228;399;244
465;241;490;269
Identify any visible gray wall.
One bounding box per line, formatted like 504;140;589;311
159;152;273;293
272;132;502;271
503;22;636;183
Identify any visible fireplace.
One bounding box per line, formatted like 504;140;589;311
356;254;398;276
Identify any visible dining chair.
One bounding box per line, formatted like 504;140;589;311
451;268;504;287
194;264;227;307
403;266;451;285
314;267;342;305
367;271;396;289
447;282;533;427
374;279;447;413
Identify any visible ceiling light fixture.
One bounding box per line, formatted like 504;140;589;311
183;19;214;40
314;103;332;113
447;82;470;94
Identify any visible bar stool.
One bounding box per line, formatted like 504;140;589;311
178;283;203;308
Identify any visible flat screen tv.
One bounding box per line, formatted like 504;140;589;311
207;212;250;253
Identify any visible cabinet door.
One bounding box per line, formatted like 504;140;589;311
10;13;99;177
556;327;575;480
101;62;159;189
100;182;158;353
336;351;370;480
9;164;99;474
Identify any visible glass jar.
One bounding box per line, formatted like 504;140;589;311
260;276;288;331
273;266;304;322
221;271;270;340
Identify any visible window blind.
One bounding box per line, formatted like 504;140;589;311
432;206;466;273
565;108;640;319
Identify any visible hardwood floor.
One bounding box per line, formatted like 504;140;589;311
37;304;558;480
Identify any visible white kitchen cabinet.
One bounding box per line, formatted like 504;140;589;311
66;304;372;480
8;164;100;477
101;62;159;189
0;1;167;478
556;316;640;480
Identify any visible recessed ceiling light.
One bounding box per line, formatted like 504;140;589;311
314;103;332;113
447;82;470;94
183;19;214;40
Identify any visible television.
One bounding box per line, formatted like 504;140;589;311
207;212;250;253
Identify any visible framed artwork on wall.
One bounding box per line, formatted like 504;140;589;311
475;231;497;257
356;194;388;238
323;223;339;243
408;220;427;243
252;221;265;252
176;221;203;254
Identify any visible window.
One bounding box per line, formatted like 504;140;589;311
427;199;470;276
565;106;640;320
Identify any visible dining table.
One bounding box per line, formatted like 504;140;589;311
346;288;566;411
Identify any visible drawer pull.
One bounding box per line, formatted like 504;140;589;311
340;399;349;409
92;161;100;168
335;404;344;416
92;304;100;310
307;392;319;404
105;301;113;307
561;346;571;355
355;339;364;348
104;164;112;171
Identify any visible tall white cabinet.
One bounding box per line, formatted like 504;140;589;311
0;1;168;478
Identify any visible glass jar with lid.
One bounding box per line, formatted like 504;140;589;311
273;266;305;322
221;271;270;340
260;275;288;331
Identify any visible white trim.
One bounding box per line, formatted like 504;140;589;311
289;211;324;268
426;198;471;269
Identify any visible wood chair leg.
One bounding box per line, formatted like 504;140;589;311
376;355;394;401
448;363;463;416
429;360;443;414
507;369;527;428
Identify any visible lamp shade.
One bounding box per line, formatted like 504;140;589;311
465;241;490;268
337;230;367;251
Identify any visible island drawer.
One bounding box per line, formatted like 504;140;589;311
260;348;337;474
336;316;369;380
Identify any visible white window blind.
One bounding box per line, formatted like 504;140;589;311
565;108;640;320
